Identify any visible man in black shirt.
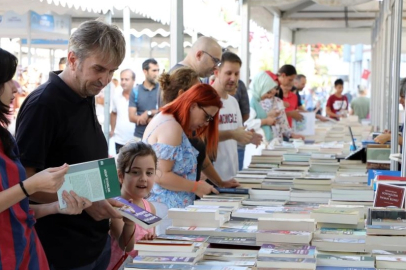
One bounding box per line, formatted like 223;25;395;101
16;21;126;270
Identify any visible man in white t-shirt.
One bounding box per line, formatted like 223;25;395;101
212;52;262;180
110;69;136;153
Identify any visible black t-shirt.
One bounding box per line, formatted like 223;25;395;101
188;138;206;181
15;72;109;269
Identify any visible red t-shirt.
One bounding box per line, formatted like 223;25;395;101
326;94;348;120
282;92;298;127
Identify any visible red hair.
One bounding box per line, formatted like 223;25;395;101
161;84;222;159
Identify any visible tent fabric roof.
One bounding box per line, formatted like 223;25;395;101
1;0;241;46
250;0;379;45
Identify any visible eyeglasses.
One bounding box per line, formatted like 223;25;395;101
202;51;221;67
199;106;214;122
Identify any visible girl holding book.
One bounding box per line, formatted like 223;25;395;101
108;142;158;270
0;48;92;270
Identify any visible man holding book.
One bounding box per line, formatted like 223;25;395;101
15;21;126;270
212;52;262;181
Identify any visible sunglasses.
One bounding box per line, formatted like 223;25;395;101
199;106;214;122
202;51;221;67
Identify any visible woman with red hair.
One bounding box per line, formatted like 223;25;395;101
143;83;222;209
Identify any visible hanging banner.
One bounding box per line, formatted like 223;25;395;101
361;69;371;80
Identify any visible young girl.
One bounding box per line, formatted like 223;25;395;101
108;142;158;270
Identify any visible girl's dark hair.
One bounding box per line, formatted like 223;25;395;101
0;48;18;159
116;141;158;174
277;64;297;76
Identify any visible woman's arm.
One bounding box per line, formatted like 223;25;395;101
153;121;218;197
0;164;69;213
31;191;91;219
201;156;240;188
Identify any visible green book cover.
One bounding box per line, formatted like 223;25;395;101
57;157;121;208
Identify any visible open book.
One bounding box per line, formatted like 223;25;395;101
57;158;121;209
113;197;162;230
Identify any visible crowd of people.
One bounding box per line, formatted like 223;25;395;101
0;19;375;270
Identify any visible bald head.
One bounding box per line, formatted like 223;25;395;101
185;36;222;78
191;37;221;54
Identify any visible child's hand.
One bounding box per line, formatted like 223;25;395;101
123;217;134;225
141;232;156;240
122;198;135;225
268;109;281;118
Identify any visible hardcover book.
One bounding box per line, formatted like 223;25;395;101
374;183;405;208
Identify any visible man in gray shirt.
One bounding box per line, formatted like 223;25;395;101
129;58;159;139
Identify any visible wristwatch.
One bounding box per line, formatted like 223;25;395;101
147;110;152;118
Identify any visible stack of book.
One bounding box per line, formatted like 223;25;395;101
248;155;281;169
309;153;337;164
280;153;311;168
198;236;258;267
193;195;244;210
168;207;230;228
309;161;340;174
333;172;368;190
290;189;331;204
234;172;267;189
316;253;375;269
248;188;290;201
293;176;332;192
310;207;366;252
256;244;317;269
366;208;406;252
232;206;315;220
131;239;208;265
337;160;366;173
256;216;316;247
331;188;374;203
366;144;391;170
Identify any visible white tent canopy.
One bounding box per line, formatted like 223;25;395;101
250;0;380;45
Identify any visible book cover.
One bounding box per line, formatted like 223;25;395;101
207;236;257;247
124;265;249;270
132;256;196;264
156;234;209;242
57;157;121;209
293;112;315;136
316;267;375;270
113;197;162;229
259;244;316;257
215;187;249;194
374;183;406;208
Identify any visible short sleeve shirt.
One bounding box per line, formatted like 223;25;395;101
129;83;159;138
326;94;348;120
15;72;109;269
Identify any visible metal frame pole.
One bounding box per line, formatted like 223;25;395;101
239;0;250;85
170;0;184;67
103;10;112;143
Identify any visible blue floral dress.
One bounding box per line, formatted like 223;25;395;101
144;119;198;209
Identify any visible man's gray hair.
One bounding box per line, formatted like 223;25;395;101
68;20;125;67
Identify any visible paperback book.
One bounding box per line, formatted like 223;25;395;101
113;197;162;230
57;157;120;209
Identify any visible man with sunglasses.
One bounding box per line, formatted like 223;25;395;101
212;52;262;181
157;36;222;108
